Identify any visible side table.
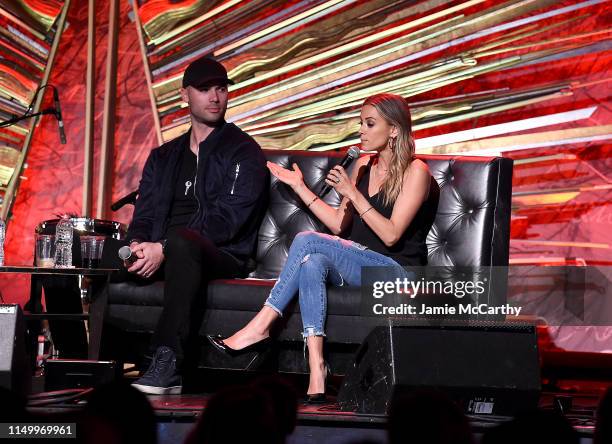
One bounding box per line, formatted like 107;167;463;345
1;266;118;360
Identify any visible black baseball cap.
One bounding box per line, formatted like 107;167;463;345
182;56;234;89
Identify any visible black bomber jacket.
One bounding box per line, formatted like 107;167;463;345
126;122;269;259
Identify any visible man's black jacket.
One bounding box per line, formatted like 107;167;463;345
126;122;268;260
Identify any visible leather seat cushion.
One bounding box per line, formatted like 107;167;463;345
107;278;365;316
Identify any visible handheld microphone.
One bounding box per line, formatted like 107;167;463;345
52;87;66;144
318;146;360;197
118;245;137;265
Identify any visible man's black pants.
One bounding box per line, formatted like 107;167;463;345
151;228;246;363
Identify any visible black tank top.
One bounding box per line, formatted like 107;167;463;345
348;161;439;266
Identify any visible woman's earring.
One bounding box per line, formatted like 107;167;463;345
388;137;396;151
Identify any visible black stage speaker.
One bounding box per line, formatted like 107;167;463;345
45;359;120;391
0;304;30;395
338;323;540;416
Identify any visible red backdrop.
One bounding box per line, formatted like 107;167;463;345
0;0;156;304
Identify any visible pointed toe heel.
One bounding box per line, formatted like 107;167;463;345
206;334;272;357
303;393;328;405
303;363;332;405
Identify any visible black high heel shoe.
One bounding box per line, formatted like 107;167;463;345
303;363;331;405
206;334;272;357
304;393;328;404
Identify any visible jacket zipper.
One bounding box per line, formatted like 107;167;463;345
193;153;201;215
230;162;240;195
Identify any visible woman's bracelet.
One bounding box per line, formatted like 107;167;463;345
359;206;373;218
307;196;319;208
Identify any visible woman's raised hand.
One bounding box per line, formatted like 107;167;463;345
267;161;305;190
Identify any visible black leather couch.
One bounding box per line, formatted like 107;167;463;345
101;150;514;374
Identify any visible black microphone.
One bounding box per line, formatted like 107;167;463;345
52;87;66;144
111;190;139;211
318;146;360;197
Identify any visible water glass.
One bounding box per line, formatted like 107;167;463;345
35;234;55;268
80;235;105;268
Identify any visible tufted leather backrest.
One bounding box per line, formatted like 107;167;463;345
252;151;513;279
420;155;513;267
252;151;344;279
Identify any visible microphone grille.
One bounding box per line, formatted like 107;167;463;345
118;245;132;260
347;145;360;158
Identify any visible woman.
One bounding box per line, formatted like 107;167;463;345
208;93;438;402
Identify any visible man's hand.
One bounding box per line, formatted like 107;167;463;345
127;241;164;278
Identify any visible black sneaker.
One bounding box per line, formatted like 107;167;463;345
131;346;182;395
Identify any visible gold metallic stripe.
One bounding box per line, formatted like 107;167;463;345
148;0;244;46
227;0;558;121
0;84;30;108
142;0;207;42
471;14;586;55
227;0;486;92
1;0;70;220
474;30;611;58
214;0;349;56
0;4;47;39
510;240;610;249
422;125;612;154
132;0;163;145
513;192;581;206
226;0;394;81
16;0;57;30
150;0;458;92
227;15;465;109
514;154;576;165
254;118;360;150
232;56;516;127
227;37;317;80
308;90;575;152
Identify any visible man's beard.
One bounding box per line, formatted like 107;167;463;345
192;108;226;127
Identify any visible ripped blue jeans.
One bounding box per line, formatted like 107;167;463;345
265;231;403;338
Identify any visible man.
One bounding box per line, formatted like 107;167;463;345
128;56;268;394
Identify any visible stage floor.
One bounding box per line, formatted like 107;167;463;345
27;376;604;444
146;385;601;428
149;383;603;443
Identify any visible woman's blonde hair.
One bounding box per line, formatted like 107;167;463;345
363;93;415;206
